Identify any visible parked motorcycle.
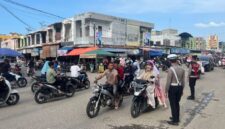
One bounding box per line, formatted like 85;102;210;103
34;76;76;104
31;75;46;93
70;71;90;89
0;76;20;106
86;83;123;118
130;76;158;118
9;72;27;88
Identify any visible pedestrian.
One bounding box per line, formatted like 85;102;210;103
165;54;185;126
187;55;200;100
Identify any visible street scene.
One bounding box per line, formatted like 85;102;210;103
1;0;225;129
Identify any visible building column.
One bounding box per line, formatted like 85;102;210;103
82;19;86;39
39;33;42;44
73;19;77;45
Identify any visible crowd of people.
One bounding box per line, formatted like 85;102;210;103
0;54;204;126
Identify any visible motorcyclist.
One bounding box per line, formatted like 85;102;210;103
137;62;158;108
46;61;61;89
124;60;134;85
0;59;15;81
94;62;119;109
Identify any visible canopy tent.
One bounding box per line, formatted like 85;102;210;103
80;49;115;58
67;47;98;56
0;48;22;57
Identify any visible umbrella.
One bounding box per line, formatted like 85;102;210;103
80;49;115;58
0;48;22;57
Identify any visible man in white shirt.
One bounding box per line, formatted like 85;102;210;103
70;62;81;78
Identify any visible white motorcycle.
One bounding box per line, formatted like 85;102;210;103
9;72;27;88
0;76;20;106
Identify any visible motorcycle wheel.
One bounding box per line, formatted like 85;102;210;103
35;90;47;104
84;80;90;89
131;99;140;118
66;85;75;97
31;82;40;93
17;78;27;88
86;97;100;118
6;93;20;105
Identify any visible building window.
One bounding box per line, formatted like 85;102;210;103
156;41;161;46
85;26;90;37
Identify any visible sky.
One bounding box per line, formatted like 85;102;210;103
0;0;225;41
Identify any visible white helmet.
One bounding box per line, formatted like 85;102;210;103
167;54;178;60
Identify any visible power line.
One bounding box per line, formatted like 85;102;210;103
0;2;34;30
3;0;66;20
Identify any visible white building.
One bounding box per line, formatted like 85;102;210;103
151;29;181;47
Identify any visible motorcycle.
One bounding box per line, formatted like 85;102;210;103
0;76;20;106
130;76;158;118
34;76;76;104
86;83;123;118
9;72;27;88
70;71;90;89
31;75;46;93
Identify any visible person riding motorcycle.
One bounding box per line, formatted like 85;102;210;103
94;62;119;109
46;62;61;89
0;59;15;81
137;62;158;108
124;60;134;85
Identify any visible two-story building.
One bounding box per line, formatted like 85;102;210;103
16;12;154;59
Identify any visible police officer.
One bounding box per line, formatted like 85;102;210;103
187;55;200;100
165;54;185;126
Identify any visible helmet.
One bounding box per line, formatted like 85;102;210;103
167;54;178;60
126;60;132;65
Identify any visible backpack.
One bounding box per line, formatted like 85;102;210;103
191;62;200;77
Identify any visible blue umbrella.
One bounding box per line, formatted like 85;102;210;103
0;48;22;57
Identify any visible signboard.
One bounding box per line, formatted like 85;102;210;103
170;48;190;54
80;54;97;59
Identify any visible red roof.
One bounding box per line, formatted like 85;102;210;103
67;47;98;56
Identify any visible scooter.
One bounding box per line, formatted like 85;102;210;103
130;76;158;118
9;72;27;88
86;83;123;118
0;76;20;106
34;76;76;104
70;71;90;89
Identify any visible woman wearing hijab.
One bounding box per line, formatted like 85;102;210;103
147;60;167;108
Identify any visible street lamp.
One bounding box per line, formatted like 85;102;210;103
93;23;96;46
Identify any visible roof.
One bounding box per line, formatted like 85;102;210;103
67;47;98;56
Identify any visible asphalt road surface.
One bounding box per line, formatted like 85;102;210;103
0;67;225;129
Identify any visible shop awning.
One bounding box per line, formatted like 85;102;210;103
80;49;115;58
149;50;163;56
57;47;74;56
67;47;98;56
102;48;128;53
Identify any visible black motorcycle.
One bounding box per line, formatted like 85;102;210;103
130;77;159;118
86;83;123;118
31;75;46;93
34;76;76;104
70;71;90;89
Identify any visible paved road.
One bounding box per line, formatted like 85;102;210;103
0;67;225;129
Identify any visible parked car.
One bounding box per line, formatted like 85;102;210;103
198;56;214;72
